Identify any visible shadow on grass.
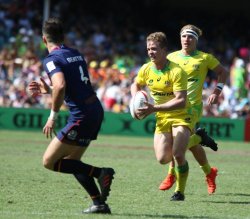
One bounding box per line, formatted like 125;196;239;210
222;193;250;197
202;193;250;204
112;213;212;218
203;200;250;205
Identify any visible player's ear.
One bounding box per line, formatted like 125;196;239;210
42;35;47;45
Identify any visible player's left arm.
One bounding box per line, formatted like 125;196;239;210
28;77;52;96
151;90;187;112
207;64;228;105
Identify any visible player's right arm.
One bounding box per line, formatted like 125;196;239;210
130;63;148;96
130;80;142;96
43;72;65;138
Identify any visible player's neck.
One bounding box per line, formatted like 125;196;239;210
154;59;168;70
48;43;61;53
181;48;196;56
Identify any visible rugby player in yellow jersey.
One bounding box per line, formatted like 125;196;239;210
131;32;196;201
159;24;228;196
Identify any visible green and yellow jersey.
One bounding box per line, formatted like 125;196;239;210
167;50;219;107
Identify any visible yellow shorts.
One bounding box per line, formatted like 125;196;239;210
155;107;198;133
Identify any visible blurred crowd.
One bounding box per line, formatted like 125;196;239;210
0;0;249;118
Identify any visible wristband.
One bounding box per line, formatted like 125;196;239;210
48;110;58;121
216;83;224;91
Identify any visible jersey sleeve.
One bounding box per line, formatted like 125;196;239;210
135;64;148;86
166;52;174;61
207;53;220;70
43;55;63;78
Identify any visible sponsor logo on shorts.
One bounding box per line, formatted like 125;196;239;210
67;130;77;140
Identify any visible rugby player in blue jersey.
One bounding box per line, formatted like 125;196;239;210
28;17;114;214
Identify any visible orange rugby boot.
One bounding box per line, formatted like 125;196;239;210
206;167;218;194
159;174;176;191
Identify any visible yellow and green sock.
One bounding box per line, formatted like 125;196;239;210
168;165;176;176
174;161;189;194
200;163;211;175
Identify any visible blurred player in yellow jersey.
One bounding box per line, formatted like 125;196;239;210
131;32;197;201
159;24;228;196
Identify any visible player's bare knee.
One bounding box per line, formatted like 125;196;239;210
42;157;54;170
160;160;168;165
157;155;170;164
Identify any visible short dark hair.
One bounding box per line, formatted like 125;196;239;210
146;32;167;49
42;17;64;44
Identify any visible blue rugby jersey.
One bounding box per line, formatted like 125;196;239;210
43;45;96;116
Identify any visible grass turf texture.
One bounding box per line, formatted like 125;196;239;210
0;130;250;219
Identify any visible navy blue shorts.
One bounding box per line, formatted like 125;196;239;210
57;101;104;147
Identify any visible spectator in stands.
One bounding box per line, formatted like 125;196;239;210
0;0;249;119
230;58;248;102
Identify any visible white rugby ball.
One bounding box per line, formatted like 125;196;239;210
130;90;148;120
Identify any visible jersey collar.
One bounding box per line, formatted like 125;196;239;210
151;62;170;75
179;50;199;58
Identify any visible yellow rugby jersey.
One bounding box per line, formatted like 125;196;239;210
167;50;219;105
136;61;190;114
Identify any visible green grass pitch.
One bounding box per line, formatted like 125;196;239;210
0;130;250;219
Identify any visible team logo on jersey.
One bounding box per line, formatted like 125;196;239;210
157;77;161;82
183;60;189;65
192;64;200;71
185;117;191;123
67;130;78;140
148;79;153;86
165;81;170;87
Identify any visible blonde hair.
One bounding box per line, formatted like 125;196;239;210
146;32;167;49
180;24;202;37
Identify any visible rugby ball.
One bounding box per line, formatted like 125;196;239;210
130;90;148;120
